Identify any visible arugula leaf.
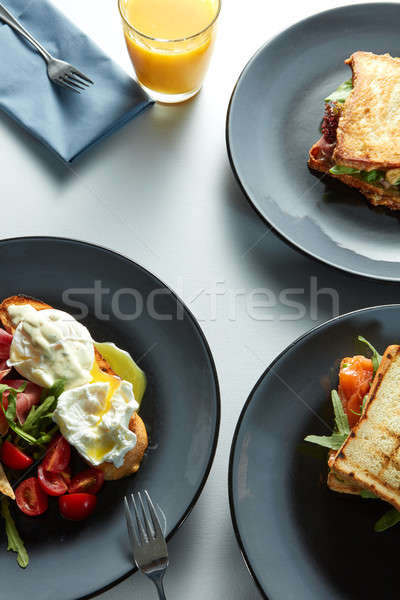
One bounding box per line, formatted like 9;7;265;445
304;432;347;450
332;390;350;436
40;379;65;403
330;165;360;175
0;496;29;568
5;394;16;422
361;395;368;415
360;490;377;499
358;336;382;374
305;390;350;450
325;79;353;104
0;390;38;446
23;395;57;436
374;508;400;532
23;379;64;440
361;170;384;184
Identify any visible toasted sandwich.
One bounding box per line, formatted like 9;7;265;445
332;345;400;510
309;51;400;210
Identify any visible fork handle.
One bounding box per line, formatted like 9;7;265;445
0;2;51;62
149;572;167;600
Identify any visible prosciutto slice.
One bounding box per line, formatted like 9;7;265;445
0;329;12;359
0;359;11;382
2;379;42;425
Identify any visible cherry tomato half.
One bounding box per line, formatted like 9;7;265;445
1;440;33;470
60;467;71;487
38;463;68;496
59;493;97;521
42;435;71;473
69;468;104;495
15;477;48;516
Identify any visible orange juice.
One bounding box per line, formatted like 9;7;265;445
119;0;220;103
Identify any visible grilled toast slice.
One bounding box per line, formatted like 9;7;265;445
333;345;400;510
334;52;400;171
327;449;363;495
0;295;148;481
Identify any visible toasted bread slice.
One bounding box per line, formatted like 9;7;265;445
334;52;400;171
327;449;363;495
0;295;148;480
327;470;364;495
333;345;400;511
0;462;14;500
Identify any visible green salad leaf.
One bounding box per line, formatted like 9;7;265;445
358;336;382;374
22;379;65;442
332;390;350;436
304;390;350;450
325;78;353;104
1;496;29;568
304;432;347;450
361;170;384;184
360;490;377;499
374;508;400;532
329;165;360;175
0;379;64;447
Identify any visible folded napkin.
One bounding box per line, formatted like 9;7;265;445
0;0;153;162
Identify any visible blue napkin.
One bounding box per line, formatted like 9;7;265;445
0;0;153;162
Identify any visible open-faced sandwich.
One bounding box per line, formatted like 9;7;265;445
305;336;400;532
309;51;400;210
0;295;148;567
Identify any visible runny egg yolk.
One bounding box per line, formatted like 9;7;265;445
84;362;123;462
89;361;121;417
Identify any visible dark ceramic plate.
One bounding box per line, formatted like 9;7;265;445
229;305;400;600
226;3;400;281
0;237;220;600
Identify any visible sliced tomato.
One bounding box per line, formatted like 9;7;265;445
339;355;374;427
15;477;48;516
59;493;97;521
1;440;33;470
69;468;104;495
60;467;71;487
38;463;68;496
0;396;8;436
41;435;70;473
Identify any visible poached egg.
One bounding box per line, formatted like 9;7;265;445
7;304;139;467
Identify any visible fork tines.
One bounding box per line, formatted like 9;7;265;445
124;490;168;565
60;69;93;93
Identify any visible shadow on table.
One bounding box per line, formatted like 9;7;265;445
220;163;400;321
0;110;68;182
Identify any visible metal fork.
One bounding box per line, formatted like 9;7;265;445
0;2;93;93
124;491;169;600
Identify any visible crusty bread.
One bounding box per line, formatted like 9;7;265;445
333;345;400;511
334;52;400;171
0;295;148;481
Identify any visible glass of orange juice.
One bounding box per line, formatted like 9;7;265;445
118;0;221;103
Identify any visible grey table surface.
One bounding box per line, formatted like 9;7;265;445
1;0;397;597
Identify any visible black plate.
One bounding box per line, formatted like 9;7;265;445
0;237;220;600
227;3;400;282
229;305;400;600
